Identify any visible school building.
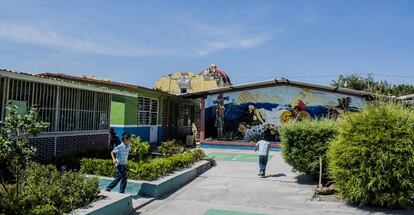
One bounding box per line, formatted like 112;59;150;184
39;73;199;145
1;67;378;160
0;69;135;162
181;78;374;149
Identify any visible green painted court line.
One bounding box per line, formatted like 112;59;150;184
207;153;272;163
204;209;269;215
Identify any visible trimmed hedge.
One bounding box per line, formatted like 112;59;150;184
52;148;111;170
0;163;99;215
80;149;207;181
328;102;414;208
53;137;151;170
130;136;150;161
158;139;185;157
280;119;338;177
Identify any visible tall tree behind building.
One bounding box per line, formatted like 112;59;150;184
331;74;414;96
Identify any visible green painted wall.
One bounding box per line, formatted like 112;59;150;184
124;96;138;125
111;101;125;125
51;77;194;126
111;94;137;125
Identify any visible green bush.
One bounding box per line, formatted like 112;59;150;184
280;119;338;177
52;147;111;170
328;102;414;209
158;139;185;157
80;149;207;181
0;163;99;215
130;136;151;161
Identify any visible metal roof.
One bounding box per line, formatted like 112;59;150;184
38;72;176;97
398;93;414;100
0;69;138;97
179;77;378;99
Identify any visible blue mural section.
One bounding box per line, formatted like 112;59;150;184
112;126;153;143
205;85;366;142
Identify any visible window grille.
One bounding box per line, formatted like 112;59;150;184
3;78;111;133
59;87;111;132
178;104;194;126
0;77;5;120
7;79;57;132
138;96;158;125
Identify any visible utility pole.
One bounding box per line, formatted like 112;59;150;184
168;73;172;93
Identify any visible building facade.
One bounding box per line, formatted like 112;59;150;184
155;64;231;95
182;78;373;145
0;70;134;162
40;73;199;145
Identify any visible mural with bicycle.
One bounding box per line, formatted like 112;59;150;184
204;86;367;142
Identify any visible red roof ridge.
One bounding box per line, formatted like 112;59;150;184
38;72;156;92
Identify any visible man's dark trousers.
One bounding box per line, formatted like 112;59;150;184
259;155;268;174
106;164;127;193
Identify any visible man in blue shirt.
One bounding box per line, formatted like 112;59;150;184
105;133;131;193
255;139;271;177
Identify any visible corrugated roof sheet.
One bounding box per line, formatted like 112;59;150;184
0;69;138;97
38;72;175;97
179;77;380;99
398;93;414;100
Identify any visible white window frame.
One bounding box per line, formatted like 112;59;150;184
137;96;159;126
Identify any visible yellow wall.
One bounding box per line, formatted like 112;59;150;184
155;72;225;94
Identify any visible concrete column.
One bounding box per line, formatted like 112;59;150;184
200;97;206;141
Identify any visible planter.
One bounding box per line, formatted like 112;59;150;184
71;191;133;215
138;160;212;198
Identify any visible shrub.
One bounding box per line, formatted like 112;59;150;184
52;148;111;170
130;136;151;161
280;119;338;177
80;149;208;181
0;163;99;214
0;106;49;202
158;139;185;157
328;102;414;208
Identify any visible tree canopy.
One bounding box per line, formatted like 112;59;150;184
331;74;414;97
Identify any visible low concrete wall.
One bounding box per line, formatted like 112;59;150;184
71;191;133;215
200;141;281;151
139;160;212;198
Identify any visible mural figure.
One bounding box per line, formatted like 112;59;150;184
291;100;311;122
242;104;265;125
201;64;231;87
214;94;226;140
238;122;265;142
205;86;366;142
237;104;277;142
328;97;357;120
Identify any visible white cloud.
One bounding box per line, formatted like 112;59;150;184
0;22;171;57
188;23;272;56
197;34;271;56
0;22;274;57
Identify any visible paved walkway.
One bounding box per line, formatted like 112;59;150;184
136;149;413;215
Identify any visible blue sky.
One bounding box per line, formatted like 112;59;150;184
0;0;413;87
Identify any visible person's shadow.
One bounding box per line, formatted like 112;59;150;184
263;173;287;178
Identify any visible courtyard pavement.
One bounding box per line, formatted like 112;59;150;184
136;149;413;215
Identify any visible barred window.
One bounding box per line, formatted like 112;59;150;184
4;78;111;133
0;77;6;120
178;104;194;126
138;97;158;125
59;87;111;132
8;79;57;132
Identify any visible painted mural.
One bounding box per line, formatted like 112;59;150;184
205;86;367;142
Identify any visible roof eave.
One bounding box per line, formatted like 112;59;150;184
179;78;382;99
1;69;138;98
38;73;177;98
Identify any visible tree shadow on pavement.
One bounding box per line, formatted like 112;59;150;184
346;203;414;215
263;173;287;178
295;174;317;185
